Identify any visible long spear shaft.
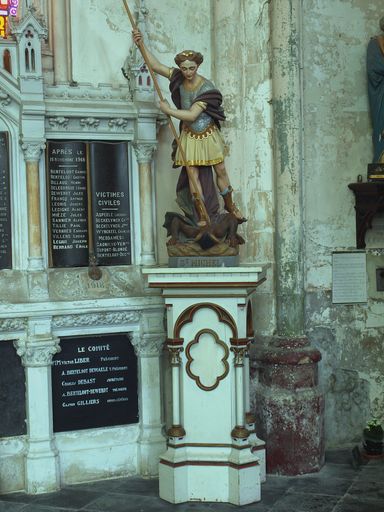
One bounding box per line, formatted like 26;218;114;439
122;0;209;221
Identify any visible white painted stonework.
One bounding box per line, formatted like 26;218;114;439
0;298;166;494
143;267;266;505
0;2;167;494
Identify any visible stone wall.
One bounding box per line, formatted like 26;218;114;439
302;0;384;445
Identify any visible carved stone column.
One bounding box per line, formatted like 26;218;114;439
230;340;249;441
249;0;324;476
51;0;71;84
133;143;157;266
22;141;46;271
131;314;165;476
165;339;185;439
14;319;61;494
271;0;304;337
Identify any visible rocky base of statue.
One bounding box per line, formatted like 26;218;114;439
164;211;244;261
163;168;246;264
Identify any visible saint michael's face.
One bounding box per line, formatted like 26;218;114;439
179;59;198;81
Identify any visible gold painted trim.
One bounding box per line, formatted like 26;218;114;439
174;302;238;339
182;122;216;139
245;412;255;424
230;337;251;347
167;425;186;438
164;294;250;300
252;444;266;452
166;337;184;346
149;277;267;290
160;459;259;469
185;328;229;391
174;156;224;167
167;442;251;451
231;426;250;439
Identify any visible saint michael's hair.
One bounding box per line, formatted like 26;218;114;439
174;50;204;67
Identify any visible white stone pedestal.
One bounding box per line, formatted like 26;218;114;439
143;267;267;506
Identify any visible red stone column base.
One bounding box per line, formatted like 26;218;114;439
251;336;325;475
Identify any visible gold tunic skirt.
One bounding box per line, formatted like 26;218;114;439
174;123;226;167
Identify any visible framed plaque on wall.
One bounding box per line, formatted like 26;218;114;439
46;140;131;268
51;334;138;432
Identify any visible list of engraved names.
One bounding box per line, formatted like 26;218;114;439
47;141;88;266
52;335;138;432
0;133;11;269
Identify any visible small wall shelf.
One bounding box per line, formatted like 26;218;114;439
348;182;384;248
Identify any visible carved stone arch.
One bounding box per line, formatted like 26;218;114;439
174;302;238;340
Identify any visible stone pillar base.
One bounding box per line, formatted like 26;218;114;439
25;445;60;494
252;336;325;475
138;427;166;477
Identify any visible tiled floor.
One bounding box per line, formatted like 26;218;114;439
0;449;383;511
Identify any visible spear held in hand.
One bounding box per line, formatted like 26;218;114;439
122;0;210;225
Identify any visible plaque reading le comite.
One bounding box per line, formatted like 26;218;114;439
51;334;138;432
0;132;11;269
47;141;89;267
89;141;131;266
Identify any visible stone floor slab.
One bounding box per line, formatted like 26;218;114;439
0;450;381;512
333;495;384;512
113;477;159;496
359;463;384;481
82;493;173;512
174;500;270;511
270;492;339;512
0;494;36;506
315;463;359;480
256;475;293;506
324;449;353;465
32;489;102;510
286;476;353;497
68;478;127;494
19;506;78;512
347;478;384;502
0;503;26;512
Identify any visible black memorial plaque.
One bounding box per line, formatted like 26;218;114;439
0;341;26;437
0;132;11;269
89;142;131;266
47;141;89;267
52;334;138;432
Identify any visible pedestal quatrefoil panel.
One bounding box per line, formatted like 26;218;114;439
185;329;229;391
